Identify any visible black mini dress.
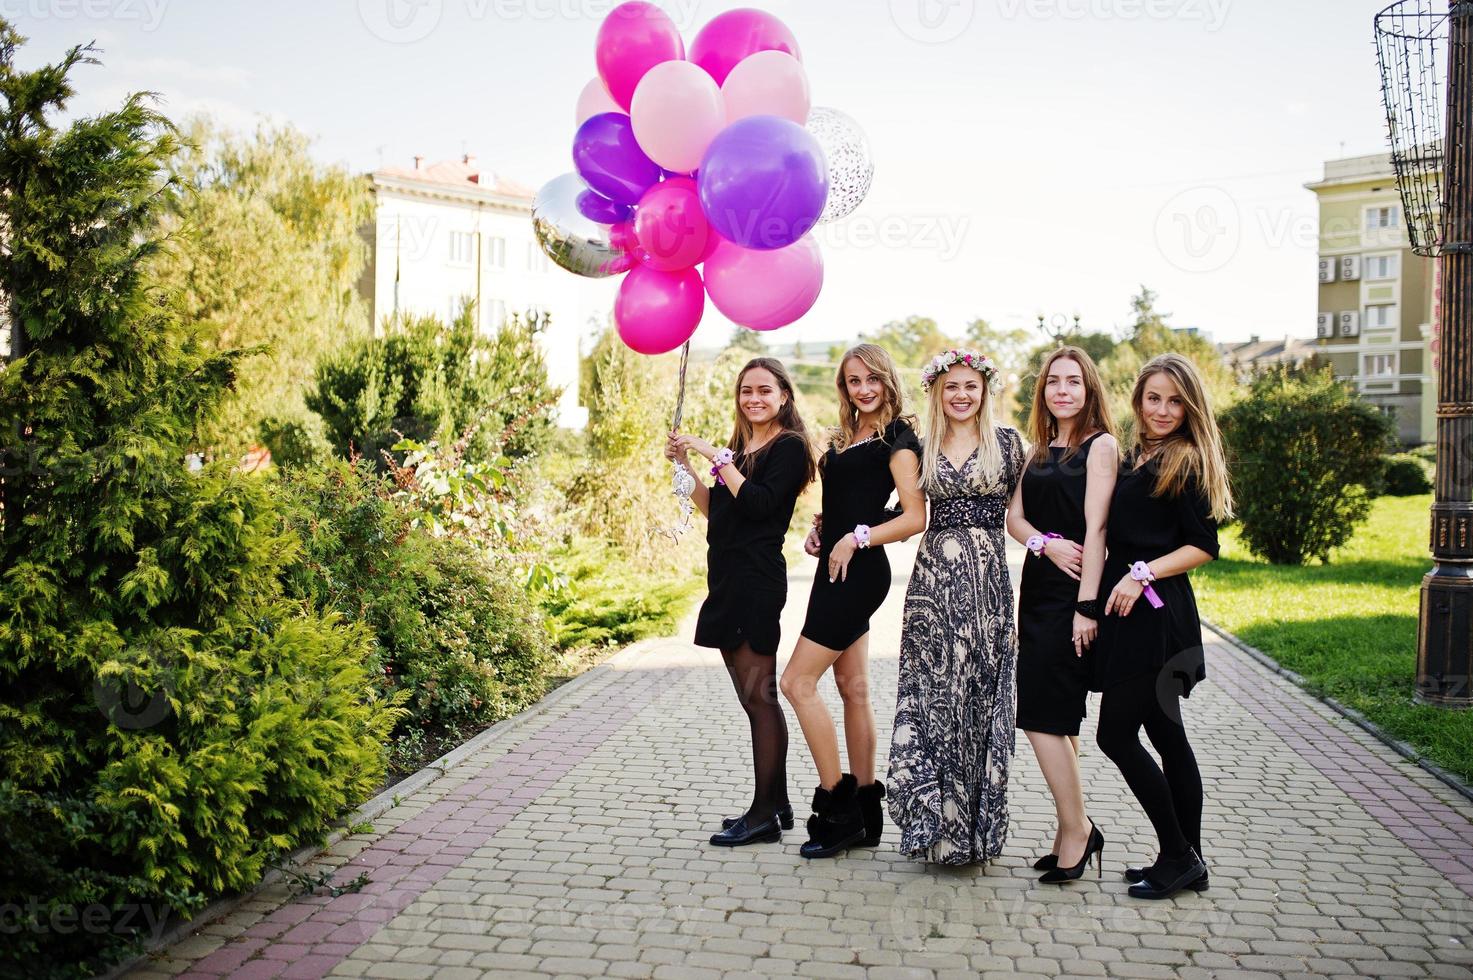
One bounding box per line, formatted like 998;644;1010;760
800;418;920;652
1016;433;1108;736
1093;452;1221;698
693;432;809;656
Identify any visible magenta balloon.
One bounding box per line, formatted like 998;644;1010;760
596;1;686;111
704;235;823;331
573;112;662;206
689;8;801;86
633;177;712;272
615;265;706;355
698;115;828;250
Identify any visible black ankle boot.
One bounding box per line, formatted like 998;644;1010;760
855;779;885;847
799;774;865;859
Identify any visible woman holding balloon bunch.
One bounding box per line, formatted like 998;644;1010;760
533;2;875;355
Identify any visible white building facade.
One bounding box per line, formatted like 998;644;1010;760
363;156;606;428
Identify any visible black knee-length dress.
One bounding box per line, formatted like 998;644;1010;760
694;432;810;656
800;418;920;652
1093;453;1220;698
1016;433;1107;736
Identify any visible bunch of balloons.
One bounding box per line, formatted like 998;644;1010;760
532;3;874;355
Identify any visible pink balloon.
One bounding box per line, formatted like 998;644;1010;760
689;8;801;87
596;1;685;112
615;265;706;354
631;61;726;174
722;51;810;125
576;78;622;126
633;177;711;272
704;235;823;331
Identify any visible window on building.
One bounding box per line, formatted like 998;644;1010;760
448;230;475;265
527;242;550;273
1365;254;1399;280
486;237;506;269
1363;352;1398;379
1366;206;1400;230
487;299;506;332
1365;304;1398;330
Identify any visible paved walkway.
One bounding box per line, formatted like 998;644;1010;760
132;543;1473;979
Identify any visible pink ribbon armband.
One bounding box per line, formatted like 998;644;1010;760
1025;532;1061;558
1130;561;1165;609
711;448;735;486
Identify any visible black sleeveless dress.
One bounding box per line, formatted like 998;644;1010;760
800;418;920;652
693;433;810;656
1016;433;1107;736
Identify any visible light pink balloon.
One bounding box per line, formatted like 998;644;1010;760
704;235;823;331
576;78;622;127
631;61;726;174
689;8;801;87
633;177;711;272
722;51;809;125
615;264;706;354
596;1;685;112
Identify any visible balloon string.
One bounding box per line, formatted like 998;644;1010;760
670;339;691;433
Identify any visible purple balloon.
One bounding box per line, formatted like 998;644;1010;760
577;187;634;224
698;115;829;251
573;112;662;207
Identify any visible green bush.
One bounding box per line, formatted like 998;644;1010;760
1219;365;1395;565
1381;453;1434;496
306;305;559;468
542;539;703;650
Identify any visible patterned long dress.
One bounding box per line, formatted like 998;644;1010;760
886;426;1025;865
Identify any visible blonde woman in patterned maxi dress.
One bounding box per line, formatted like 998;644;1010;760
885;349;1025;866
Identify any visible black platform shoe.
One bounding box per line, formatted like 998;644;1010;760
1038;823;1104;884
1127;848;1208;899
722;805;793;831
799;774;865;859
856;779;885;847
709;813;783;847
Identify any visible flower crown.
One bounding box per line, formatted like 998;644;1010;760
921;348;1004;394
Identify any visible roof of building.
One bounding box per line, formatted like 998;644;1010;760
1217;336;1318;367
372;154;536;201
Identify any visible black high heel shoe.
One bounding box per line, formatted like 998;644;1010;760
1038;824;1104;884
722;805;793;831
709;813;783;847
1033;853;1059;871
1127;848;1207;899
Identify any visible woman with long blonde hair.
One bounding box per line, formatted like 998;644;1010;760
1006;346;1119;883
1095;353;1232;899
780;343;924;858
886;349;1025;865
666;357;816;847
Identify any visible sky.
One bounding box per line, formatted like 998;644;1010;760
13;0;1405;350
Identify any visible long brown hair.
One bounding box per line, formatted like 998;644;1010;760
831;343;914;451
1129;353;1233;521
727;357;817;484
1027;346;1118;466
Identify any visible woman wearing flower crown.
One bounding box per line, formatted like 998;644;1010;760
885;348;1025;865
666;357;817;848
779;343;924;859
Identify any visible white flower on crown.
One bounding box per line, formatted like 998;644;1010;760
921;347;1004;394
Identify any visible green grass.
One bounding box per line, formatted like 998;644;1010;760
1195;494;1473;784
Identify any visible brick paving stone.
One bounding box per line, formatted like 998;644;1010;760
133;542;1473;979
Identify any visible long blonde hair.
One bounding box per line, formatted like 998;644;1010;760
1129;353;1233;521
920;358;1003;492
831;344;911;451
727;357;818;485
1027;346;1117;465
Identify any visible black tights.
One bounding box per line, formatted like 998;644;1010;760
722;644;789;822
1096;672;1203;864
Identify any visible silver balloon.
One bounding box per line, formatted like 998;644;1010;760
532;172;633;279
808;107;874;224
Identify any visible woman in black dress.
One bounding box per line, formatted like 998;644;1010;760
779;343;924;859
666;357;816;847
1096;353;1233;899
1006;346;1118;883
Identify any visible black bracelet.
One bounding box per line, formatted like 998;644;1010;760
1075;599;1101;620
